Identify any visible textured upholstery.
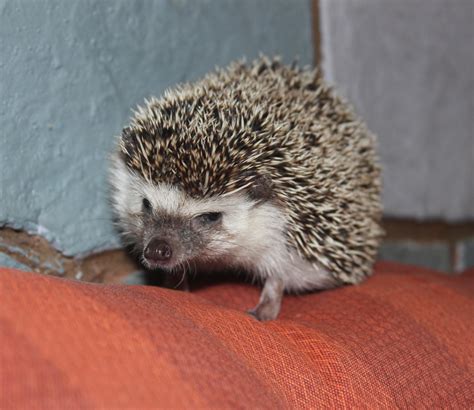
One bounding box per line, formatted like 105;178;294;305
1;262;473;408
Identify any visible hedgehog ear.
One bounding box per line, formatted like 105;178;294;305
119;127;135;158
121;126;133;144
247;173;274;202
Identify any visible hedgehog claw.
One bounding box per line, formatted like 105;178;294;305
247;277;284;321
247;308;259;320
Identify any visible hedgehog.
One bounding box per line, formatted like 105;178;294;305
110;56;383;321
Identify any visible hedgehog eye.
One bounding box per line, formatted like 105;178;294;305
194;212;222;225
142;198;152;212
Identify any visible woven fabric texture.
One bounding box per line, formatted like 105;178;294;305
1;262;473;408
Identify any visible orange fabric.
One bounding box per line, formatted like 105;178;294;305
1;262;473;408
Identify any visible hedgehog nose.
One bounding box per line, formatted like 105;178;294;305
144;239;172;263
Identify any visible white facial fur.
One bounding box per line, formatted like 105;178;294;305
109;154;284;257
109;153;335;292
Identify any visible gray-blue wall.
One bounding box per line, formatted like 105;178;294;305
2;0;472;266
320;0;474;221
0;0;313;256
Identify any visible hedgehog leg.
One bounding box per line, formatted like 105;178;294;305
248;277;284;321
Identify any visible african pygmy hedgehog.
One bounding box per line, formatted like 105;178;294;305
110;56;383;321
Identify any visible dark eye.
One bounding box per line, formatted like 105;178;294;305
195;212;222;224
142;198;152;212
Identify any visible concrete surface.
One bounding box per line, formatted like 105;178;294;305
320;0;474;220
0;253;32;272
378;241;451;273
0;0;313;256
457;238;474;271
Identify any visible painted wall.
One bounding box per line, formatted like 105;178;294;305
320;0;474;221
0;0;313;256
2;0;472;268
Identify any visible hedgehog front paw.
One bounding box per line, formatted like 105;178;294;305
247;302;280;321
247;277;284;321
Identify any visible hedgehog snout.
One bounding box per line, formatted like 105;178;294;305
144;238;173;264
142;236;180;270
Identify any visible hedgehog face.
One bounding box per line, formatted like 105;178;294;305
110;156;283;273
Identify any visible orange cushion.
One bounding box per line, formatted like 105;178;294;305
1;262;473;408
